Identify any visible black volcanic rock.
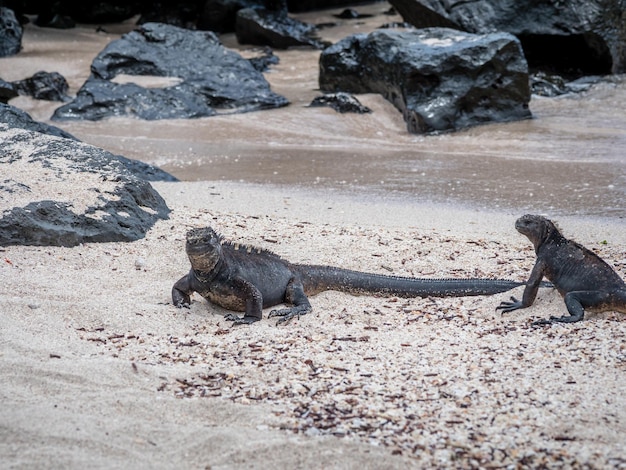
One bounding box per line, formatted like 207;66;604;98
309;93;371;114
12;71;71;102
0;103;177;182
53;22;288;121
319;28;531;134
0;103;76;139
0;125;171;247
0;79;18;103
198;0;264;33
388;0;625;76
287;1;361;12
236;7;326;49
247;47;280;72
0;7;22;57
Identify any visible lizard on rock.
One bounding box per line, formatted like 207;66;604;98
497;214;626;325
173;226;541;325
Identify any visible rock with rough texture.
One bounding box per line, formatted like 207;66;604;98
63;0;139;23
309;93;371;114
0;125;171;247
138;0;206;29
53;22;288;121
334;8;372;20
0;7;22;57
0;79;18;103
247;47;280;72
319;28;531;134
12;71;71;102
0;103;178;182
288;0;360;12
0;103;77;140
236;8;326;49
388;0;626;75
31;0;137;27
34;12;75;29
197;0;264;32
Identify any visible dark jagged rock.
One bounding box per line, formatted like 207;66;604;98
319;28;531;134
236;7;328;49
31;0;137;27
379;22;414;30
388;0;625;76
32;2;75;29
0;79;18;103
114;155;179;182
0;7;22;57
137;0;204;29
0;103;76;139
529;72;604;97
309;92;371;114
287;1;361;12
138;0;278;32
53;23;288;121
0;103;177;181
0;125;171;247
529;72;570;97
34;12;75;29
247;47;280;72
12;71;71;102
334;9;372;20
64;1;139;23
198;0;264;33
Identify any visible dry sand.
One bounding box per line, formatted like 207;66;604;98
1;180;625;468
1;3;625;467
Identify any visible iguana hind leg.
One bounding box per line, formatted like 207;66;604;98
533;290;611;325
268;278;312;325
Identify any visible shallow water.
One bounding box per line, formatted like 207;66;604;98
1;2;625;217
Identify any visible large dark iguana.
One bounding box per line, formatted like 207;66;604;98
173;226;540;325
497;214;626;325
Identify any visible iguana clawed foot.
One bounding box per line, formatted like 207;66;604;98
532;314;582;326
224;313;260;325
496;296;524;314
268;306;311;326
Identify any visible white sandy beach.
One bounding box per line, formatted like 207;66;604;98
1;181;625;468
1;2;626;466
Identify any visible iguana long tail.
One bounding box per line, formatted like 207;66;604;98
297;265;530;298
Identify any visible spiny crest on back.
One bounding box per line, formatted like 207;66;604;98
222;239;283;259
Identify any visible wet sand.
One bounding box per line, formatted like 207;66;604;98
1;2;625;216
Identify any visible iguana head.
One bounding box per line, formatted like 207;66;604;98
185;227;222;273
515;214;559;251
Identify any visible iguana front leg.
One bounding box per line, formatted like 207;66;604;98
268;278;312;325
497;259;547;314
224;277;264;325
172;275;193;308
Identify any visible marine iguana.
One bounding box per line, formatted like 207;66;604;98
496;214;626;325
172;226;538;325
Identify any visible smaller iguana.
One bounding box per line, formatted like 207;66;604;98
497;214;626;324
173;226;542;325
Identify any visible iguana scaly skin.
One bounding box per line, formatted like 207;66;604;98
497;214;626;325
173;226;536;325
